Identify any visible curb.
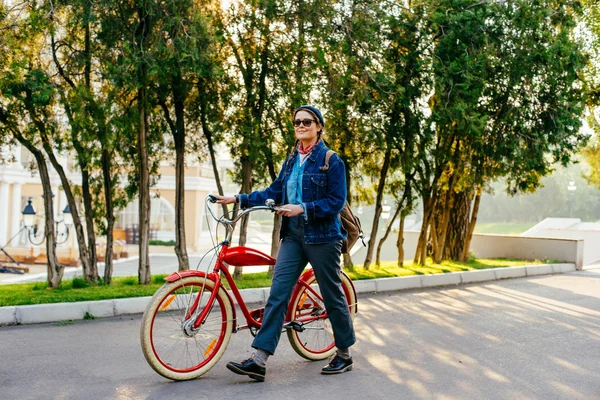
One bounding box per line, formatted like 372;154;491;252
0;263;576;326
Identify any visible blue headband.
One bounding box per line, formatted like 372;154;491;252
295;105;325;127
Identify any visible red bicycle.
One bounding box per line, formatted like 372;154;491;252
140;195;358;381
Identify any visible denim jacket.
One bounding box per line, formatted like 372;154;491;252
237;140;348;244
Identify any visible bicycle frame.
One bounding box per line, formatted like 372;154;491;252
163;196;357;334
164;242;346;333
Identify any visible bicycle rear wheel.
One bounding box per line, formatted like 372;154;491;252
287;271;357;360
140;276;234;380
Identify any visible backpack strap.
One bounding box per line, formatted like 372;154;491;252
320;150;336;171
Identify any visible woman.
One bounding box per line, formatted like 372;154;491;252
215;105;356;382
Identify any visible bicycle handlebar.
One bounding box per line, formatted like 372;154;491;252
206;195;289;228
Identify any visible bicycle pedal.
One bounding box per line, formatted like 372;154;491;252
283;321;304;332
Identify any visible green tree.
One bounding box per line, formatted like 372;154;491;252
96;0;164;284
0;3;64;286
219;0;286;279
362;0;433;269
44;0;105;283
581;0;600;188
414;0;588;264
152;0;220;271
316;0;383;267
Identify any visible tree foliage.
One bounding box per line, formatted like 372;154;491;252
1;0;593;283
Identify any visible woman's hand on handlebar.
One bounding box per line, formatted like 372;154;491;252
213;195;237;205
277;204;304;217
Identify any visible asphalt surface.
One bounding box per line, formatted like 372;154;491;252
1;269;599;400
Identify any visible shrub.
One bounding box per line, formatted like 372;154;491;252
120;276;137;286
149;240;176;246
151;274;169;284
72;277;90;289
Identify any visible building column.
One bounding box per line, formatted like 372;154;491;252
11;183;22;245
59;190;67;215
0;182;9;246
52;185;59;218
13;143;22;169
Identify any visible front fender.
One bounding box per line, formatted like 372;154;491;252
164;270;219;283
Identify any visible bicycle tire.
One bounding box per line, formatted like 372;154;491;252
140;276;234;380
287;271;357;360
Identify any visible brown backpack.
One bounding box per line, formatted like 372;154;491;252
321;150;366;254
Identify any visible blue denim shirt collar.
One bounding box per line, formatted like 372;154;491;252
305;140;327;165
288;139;327;170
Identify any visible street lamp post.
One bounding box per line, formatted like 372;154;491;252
21;199;72;245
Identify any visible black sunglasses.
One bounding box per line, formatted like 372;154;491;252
293;118;317;127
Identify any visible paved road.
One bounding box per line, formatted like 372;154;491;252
1;269;599;400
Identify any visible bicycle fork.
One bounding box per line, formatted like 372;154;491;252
181;276;221;336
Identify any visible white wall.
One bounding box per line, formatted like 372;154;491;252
522;218;600;265
352;230;584;270
521;229;599;266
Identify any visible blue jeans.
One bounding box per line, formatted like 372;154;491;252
252;216;356;355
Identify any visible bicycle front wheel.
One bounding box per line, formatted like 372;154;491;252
140;276;234;380
287;271;357;360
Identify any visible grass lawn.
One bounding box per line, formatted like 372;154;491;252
346;258;543;280
0;258;548;307
473;222;538;235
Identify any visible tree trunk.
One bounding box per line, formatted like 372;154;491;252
170;72;189;271
101;149;115;284
138;86;151;284
13;134;63;287
442;190;471;261
461;188;481;261
137;5;151;285
39;158;63;288
174;139;189;271
38;135;92;281
81;169;99;281
363;148;391;270
433;188;453;263
81;0;99;282
414;196;434;266
430;217;438;260
198;78;228;216
376;202;402;266
236;155;253;280
266;157;281;277
396;213;406;267
269;213;282;276
341;155;353;268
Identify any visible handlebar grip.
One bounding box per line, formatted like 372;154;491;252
208;194;217;203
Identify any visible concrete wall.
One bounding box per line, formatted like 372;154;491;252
352;230;584;270
469;234;583;269
521;229;599;266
